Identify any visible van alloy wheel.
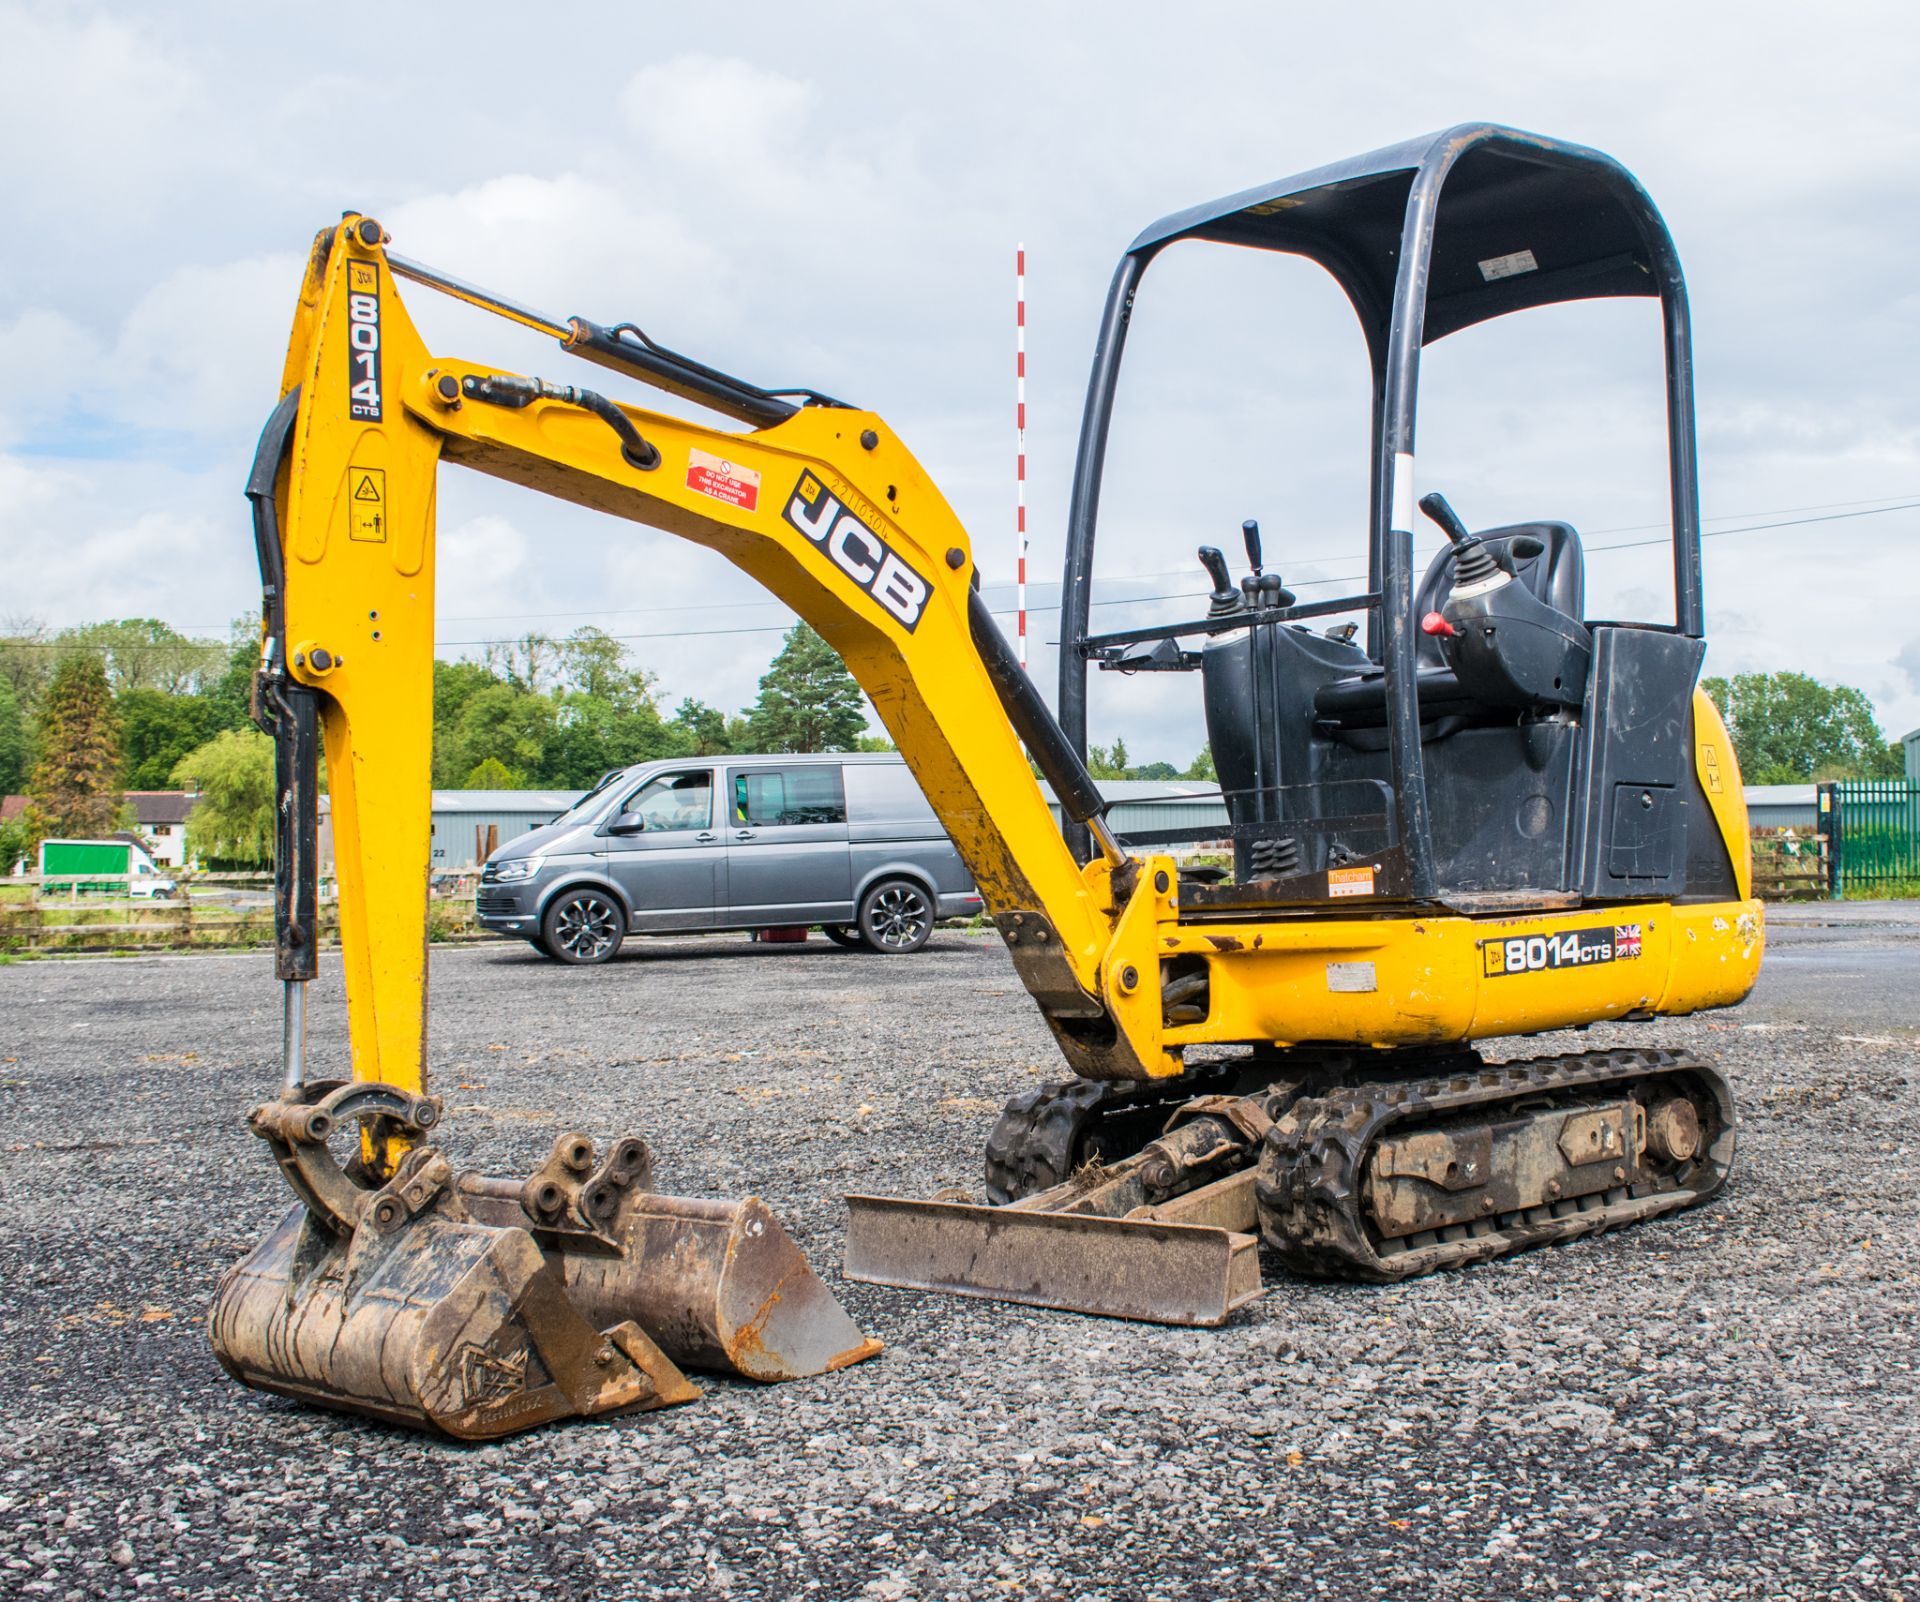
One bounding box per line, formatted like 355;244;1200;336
544;888;624;965
859;879;933;954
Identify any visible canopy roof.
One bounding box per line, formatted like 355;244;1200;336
1128;124;1673;346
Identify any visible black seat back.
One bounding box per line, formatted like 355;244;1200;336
1414;521;1584;665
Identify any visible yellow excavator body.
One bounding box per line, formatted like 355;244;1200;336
215;122;1765;1438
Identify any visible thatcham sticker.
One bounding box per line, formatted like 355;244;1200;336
1483;925;1642;977
783;472;930;631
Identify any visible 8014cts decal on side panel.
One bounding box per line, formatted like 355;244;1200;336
1483;924;1641;977
783;473;930;631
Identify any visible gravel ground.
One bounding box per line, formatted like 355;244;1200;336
0;905;1915;1601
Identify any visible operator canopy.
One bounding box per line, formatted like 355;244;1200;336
1128;123;1677;349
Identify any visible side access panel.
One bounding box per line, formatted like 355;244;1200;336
1573;628;1707;900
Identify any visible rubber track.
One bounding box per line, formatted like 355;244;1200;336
983;1065;1238;1205
1253;1048;1737;1283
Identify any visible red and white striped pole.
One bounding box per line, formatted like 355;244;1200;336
1015;244;1028;669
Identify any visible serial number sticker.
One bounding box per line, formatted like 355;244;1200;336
1327;865;1375;898
1483;924;1641;977
686;447;761;512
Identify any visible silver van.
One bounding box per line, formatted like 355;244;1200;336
475;752;982;964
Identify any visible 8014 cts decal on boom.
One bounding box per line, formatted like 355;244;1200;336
1483;924;1642;977
345;261;382;422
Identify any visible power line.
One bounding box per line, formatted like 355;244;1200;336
13;494;1919;654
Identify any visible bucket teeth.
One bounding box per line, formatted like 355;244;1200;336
212;1111;877;1439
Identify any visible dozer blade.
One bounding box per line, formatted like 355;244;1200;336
846;1092;1277;1326
210;1083;878;1440
843;1194;1262;1327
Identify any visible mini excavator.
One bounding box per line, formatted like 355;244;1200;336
212;125;1763;1439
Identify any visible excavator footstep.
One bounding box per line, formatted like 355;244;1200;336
843;1193;1263;1328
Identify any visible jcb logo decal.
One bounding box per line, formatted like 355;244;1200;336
784;473;930;632
346;260;382;422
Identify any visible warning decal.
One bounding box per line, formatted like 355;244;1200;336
686;448;761;512
349;467;387;543
1700;743;1724;794
1327;865;1375;899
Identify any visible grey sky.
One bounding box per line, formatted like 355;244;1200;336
4;0;1917;763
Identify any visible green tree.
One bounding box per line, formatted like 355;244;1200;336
117;687;222;789
53;618;225;694
0;806;42;874
463;755;523;788
29;655;123;836
1086;738;1132;779
671;697;738;755
0;676;32;794
555;626;650;704
1702;671;1900;784
544;693;688;786
201;623;265;733
0;619;56;715
1185;743;1217;782
1132;761;1179;781
481;632;558;694
744;624;867;753
437;681;558;787
172;729;275;866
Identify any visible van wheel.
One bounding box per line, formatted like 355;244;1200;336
543;887;625;965
821;924;867;950
858;878;933;954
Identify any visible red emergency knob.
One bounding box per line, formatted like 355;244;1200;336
1421;611;1456;638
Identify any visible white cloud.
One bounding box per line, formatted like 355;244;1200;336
2;0;1918;756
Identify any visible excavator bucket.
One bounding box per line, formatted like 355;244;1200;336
210;1082;879;1440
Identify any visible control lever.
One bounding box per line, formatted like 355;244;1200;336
1241;519;1264;576
1417;492;1471;547
1419;492;1501;587
1198;546;1241;615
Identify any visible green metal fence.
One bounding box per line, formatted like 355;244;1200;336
1821;780;1920;893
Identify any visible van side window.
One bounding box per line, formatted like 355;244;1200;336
620;771;713;832
733;766;847;826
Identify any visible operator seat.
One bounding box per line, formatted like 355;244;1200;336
1314;520;1586;730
